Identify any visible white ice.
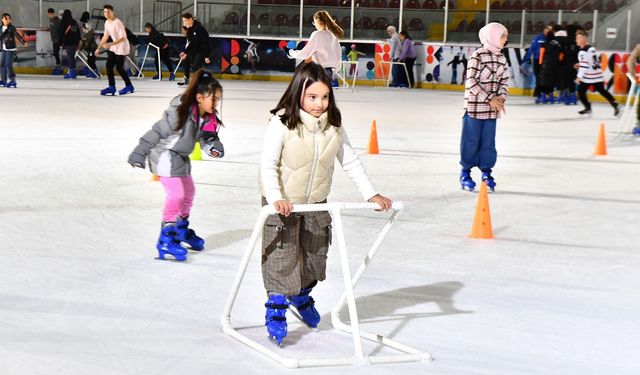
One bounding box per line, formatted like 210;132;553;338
1;76;639;375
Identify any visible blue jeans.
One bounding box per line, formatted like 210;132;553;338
1;50;16;82
459;112;497;171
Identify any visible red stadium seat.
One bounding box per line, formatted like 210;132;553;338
339;0;352;6
423;0;437;8
406;0;420;8
339;16;350;29
373;0;387;7
522;0;533;9
408;18;424;31
604;0;617;12
567;0;578;9
223;12;240;25
323;0;339;6
490;1;501;9
257;13;270;25
241;13;257;25
440;0;454;8
272;13;288;26
556;0;567;9
389;0;401;7
545;0;557;10
374;17;389;29
591;0;603;11
361;16;374;29
509;20;521;33
502;0;512;9
257;0;272;4
583;21;593;30
533;20;544;33
289;14;300;27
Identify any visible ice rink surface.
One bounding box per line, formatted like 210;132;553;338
1;75;639;375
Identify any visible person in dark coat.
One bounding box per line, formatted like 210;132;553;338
59;9;81;78
538;29;563;103
178;13;211;86
144;22;175;81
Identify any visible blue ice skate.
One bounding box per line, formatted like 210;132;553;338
156;224;188;261
542;93;555;104
52;66;64;75
265;294;289;346
0;81;5;87
64;69;77;79
481;170;496;192
460;170;476;192
632;126;640;136
288;284;320;329
100;85;116;96
119;85;135;95
534;94;543;104
557;92;566;104
6;81;17;88
85;70;98;79
169;72;175;81
175;218;205;250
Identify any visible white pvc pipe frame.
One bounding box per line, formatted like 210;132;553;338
612;73;639;141
137;43;162;79
221;202;432;368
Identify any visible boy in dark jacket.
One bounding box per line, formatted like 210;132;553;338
144;22;175;81
59;9;81;79
178;13;211;86
78;21;99;78
1;13;27;88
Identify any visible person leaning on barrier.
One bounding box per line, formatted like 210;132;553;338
627;43;640;135
178;13;211;86
144;22;175;81
385;25;402;87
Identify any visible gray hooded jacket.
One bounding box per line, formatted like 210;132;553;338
128;95;224;177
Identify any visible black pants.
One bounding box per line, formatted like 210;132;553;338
397;58;416;88
65;45;77;70
577;81;617;111
52;41;61;65
106;51;132;87
533;60;542;97
86;51;97;70
184;53;204;81
154;47;174;75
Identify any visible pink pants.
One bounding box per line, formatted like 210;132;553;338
159;176;195;223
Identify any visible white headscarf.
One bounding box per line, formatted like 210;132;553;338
478;22;508;55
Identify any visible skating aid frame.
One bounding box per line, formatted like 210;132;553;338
221;202;432;368
612;73;639;142
137;43;161;79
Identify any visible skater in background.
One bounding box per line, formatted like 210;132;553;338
459;22;510;192
95;4;134;95
538;27;562;103
626;43;640;135
144;22;175;81
386;25;402;87
521;25;552;101
178;13;211;86
78;18;98;78
59;9;80;79
574;29;620;117
128;69;224;262
47;8;62;73
259;62;392;345
124;27;140;77
1;13;27;88
346;43;364;76
288;10;343;87
398;31;416;88
559;25;580;105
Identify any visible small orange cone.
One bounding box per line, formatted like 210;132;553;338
151;174;160;181
593;122;607;156
367;120;379;154
469;181;494;239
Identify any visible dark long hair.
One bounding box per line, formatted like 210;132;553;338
176;69;223;131
270;62;342;130
61;9;74;25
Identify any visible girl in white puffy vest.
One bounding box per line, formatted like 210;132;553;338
258;61;392;345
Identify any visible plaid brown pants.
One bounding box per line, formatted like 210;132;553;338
261;201;332;296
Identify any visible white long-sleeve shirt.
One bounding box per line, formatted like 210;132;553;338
289;30;342;69
577;46;604;84
260;114;377;204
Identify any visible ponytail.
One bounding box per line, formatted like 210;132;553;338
176;69;223;131
314;11;344;39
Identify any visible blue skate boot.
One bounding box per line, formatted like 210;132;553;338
568;93;578;105
288;282;320;329
175;217;205;250
481;170;496;192
156;224;188;261
100;85;116;96
169;72;175;81
542;93;555;104
86;70;98;78
6;81;17;88
0;81;5;87
265;294;289;346
119;85;135;95
52;65;64;75
64;68;77;79
460;170;476;192
534;94;543;104
557;91;566;104
632;126;640;136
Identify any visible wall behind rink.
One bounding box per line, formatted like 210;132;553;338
18;31;635;95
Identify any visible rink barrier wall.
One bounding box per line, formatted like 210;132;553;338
13;66;629;104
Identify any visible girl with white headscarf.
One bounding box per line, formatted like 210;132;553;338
459;22;509;192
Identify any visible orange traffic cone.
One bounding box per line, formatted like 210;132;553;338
151;174;160;181
469;181;493;239
593;122;607;156
367;120;379;154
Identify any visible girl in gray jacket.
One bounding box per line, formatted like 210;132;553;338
128;69;224;261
